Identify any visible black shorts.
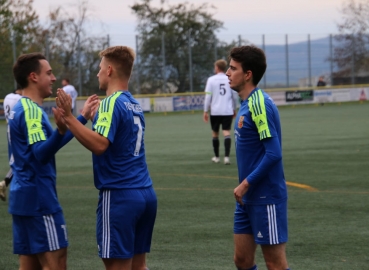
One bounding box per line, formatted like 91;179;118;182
210;115;233;132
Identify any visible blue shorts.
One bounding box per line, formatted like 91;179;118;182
97;186;157;259
12;211;68;255
234;201;288;245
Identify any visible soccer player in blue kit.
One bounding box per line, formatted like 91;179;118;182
8;53;98;270
226;46;290;270
56;46;157;270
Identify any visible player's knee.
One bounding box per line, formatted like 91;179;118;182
264;260;286;270
234;254;253;269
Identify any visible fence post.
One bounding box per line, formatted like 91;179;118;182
162;32;166;93
188;29;193;92
12;27;17;90
135;35;140;94
285;34;289;88
45;32;50;61
308;34;312;87
351;35;355;85
77;33;82;96
329;34;333;85
262;34;266;89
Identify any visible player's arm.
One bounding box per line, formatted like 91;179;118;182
56;114;89;147
234;137;281;205
54;95;99;148
31;128;67;164
203;79;212;122
246;101;281;185
57;89;109;155
64;115;109;155
246;136;282;185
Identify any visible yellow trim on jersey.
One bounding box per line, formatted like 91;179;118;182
21;98;46;145
94;92;123;138
248;89;272;140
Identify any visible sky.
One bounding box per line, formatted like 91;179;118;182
32;0;345;48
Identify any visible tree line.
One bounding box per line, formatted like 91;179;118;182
0;0;367;98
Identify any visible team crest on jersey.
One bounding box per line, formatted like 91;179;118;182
238;116;244;128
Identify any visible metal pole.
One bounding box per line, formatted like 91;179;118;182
262;34;266;89
351;34;355;85
214;37;218;62
285;34;289;88
45;32;50;61
329;34;333;85
308;34;312;87
107;34;110;48
12;28;17;90
162;32;166;93
238;35;242;47
135;35;140;94
77;33;82;96
188;29;193;92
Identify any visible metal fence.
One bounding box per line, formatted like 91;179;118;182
0;32;362;98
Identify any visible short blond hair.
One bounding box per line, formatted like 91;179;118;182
99;46;136;78
215;59;227;72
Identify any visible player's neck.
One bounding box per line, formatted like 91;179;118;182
22;88;44;106
239;84;257;101
106;81;128;96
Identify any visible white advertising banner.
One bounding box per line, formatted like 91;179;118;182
330;89;351;102
349;87;368;101
135;98;151;112
314;90;333;103
152;97;173;112
268;91;287;106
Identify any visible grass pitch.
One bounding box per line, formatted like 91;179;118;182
0;102;368;269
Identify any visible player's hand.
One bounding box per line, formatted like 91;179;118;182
56;88;73;117
203;112;209;123
53;107;68;135
81;94;100;120
233;110;237;118
234;179;249;205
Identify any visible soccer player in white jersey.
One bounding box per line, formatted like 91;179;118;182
227;46;289;270
56;46;157;270
61;78;78;114
203;59;238;165
0;89;22;201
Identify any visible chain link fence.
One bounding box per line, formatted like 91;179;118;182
0;33;363;98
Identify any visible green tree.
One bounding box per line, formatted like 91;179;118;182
130;0;224;93
0;0;42;97
41;1;108;95
332;0;369;82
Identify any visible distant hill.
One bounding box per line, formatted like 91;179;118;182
257;36;332;87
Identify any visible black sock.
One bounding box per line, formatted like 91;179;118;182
237;265;257;270
212;137;219;157
4;169;13;186
224;136;231;157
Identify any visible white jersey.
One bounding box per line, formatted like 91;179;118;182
203;73;238;115
63;84;78;109
4;93;22;123
4;92;21;165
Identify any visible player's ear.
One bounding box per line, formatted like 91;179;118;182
244;70;252;82
107;65;113;76
28;72;38;84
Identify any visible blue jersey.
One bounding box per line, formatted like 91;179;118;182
8;97;62;216
92;91;153;190
234;88;287;205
